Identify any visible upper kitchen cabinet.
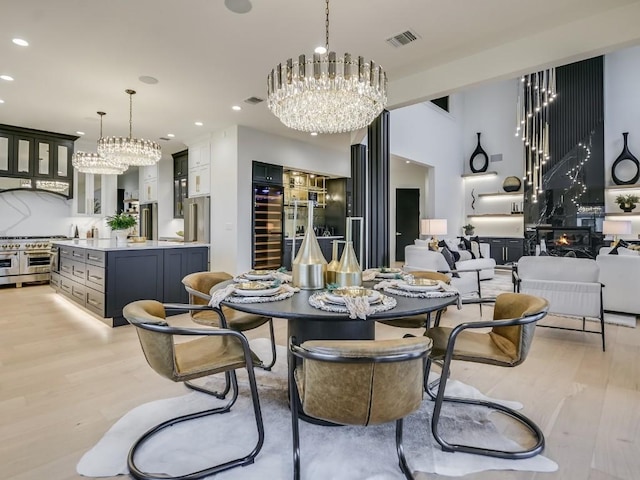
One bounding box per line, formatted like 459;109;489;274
188;142;210;197
140;164;158;203
253;161;283;185
0;124;77;198
172;149;188;219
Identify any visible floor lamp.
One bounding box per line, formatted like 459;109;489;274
420;219;448;250
603;220;631;245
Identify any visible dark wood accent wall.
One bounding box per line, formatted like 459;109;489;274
548;56;604;171
367;110;390;268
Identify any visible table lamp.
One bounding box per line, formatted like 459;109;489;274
603;220;631;245
420;219;448;250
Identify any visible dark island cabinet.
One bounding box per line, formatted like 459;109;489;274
53;244;208;327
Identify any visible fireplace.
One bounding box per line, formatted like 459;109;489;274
536;226;594;258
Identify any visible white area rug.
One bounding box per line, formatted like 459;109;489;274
482;272;637;328
77;339;557;479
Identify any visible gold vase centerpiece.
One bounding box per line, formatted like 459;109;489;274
335;218;362;287
326;240;342;285
292;201;327;289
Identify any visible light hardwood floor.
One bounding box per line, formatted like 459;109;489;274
1;284;639;480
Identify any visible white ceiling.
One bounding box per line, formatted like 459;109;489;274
1;0;640;157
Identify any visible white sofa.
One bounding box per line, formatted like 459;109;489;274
596;246;640;315
404;243;496;280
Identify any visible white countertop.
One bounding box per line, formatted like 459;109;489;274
51;239;210;251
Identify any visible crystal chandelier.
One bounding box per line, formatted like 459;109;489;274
266;0;387;134
97;89;161;167
515;68;557;203
72;112;128;175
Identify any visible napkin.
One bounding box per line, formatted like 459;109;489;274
341;295;374;320
208;284;237;308
272;271;293;283
362;269;379;282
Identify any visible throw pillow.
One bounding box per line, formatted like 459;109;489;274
470;240;481;259
443;238;460;252
608;239;629;255
539;250;549;256
564;250;577;258
459;237;471;251
414;239;429;247
440;246;460;277
457;250;473;261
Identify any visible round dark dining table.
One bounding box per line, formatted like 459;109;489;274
213;279;458;344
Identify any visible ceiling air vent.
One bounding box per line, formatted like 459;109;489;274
159;137;171;141
386;29;420;48
244;96;264;105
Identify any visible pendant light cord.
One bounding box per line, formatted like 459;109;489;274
129;92;133;139
325;0;330;52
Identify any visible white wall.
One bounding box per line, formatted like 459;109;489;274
604;44;640;239
390;100;465;239
459;78;526;237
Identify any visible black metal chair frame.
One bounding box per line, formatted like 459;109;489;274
126;304;265;480
288;337;429;480
425;298;548;459
512;270;606;351
439;267;484;315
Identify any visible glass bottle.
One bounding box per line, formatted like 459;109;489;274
292;201;327;289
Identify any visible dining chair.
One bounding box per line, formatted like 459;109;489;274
424;292;549;459
122;300;264;480
288;336;432;480
182;271;277;398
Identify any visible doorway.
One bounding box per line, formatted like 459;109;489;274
395;188;420;261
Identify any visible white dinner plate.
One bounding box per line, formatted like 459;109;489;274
375;268;403;279
243;270;275;281
395;279;441;292
234;282;281;297
325;287;382;305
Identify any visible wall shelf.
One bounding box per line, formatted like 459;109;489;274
468;213;524;218
461;171;498;179
605;185;640;191
478;192;524;198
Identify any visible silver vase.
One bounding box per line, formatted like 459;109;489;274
292;201;327;289
326;240;341;285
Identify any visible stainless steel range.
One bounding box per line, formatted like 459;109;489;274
0;236;66;287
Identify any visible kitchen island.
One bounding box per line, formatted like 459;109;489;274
50;239;209;327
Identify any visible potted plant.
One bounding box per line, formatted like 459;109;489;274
463;223;475;236
615;194;639;213
106;213;137;244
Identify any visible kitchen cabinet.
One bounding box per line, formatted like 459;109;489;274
0;124;77;197
479;237;524;265
172;150;188;218
253;161;283;185
140;164;158;202
188;143;210;197
52;242;209;327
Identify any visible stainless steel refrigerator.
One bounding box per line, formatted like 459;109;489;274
139;202;158;240
184;196;210;243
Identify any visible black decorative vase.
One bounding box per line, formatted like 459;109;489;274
611;132;640;185
469;132;489;173
502;176;522;192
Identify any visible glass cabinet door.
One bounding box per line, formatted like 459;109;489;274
16;137;33;175
56;143;70;179
77;171;87;214
37;141;51;176
0;132;11;174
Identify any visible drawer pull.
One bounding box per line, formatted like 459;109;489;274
72;290;83;299
61;265;71;272
87;299;101;307
72;253;83;258
88;255;101;261
88;274;102;281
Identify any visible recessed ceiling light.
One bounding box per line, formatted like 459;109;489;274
195;121;203;126
225;0;252;14
0;99;4;104
76;131;85;135
12;38;29;47
405;160;410;164
232;105;242;111
310;132;318;136
167;133;175;138
139;75;159;85
314;46;327;54
0;75;14;81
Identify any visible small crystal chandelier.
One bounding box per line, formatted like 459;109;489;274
97;89;161;167
72;112;128;175
266;0;387;134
